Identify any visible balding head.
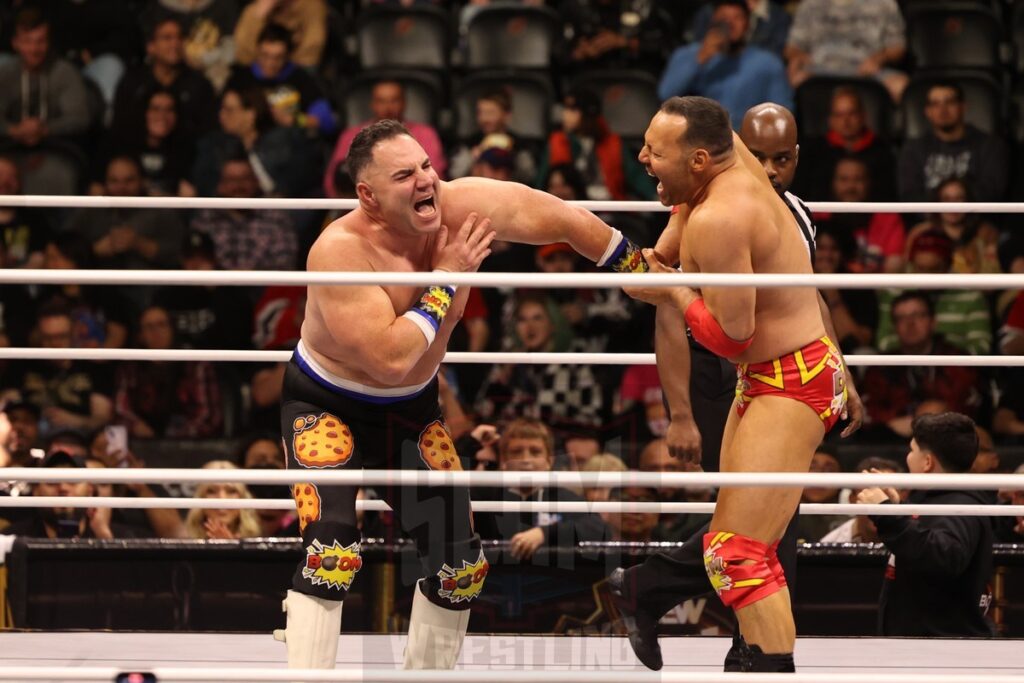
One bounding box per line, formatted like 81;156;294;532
739;103;799;195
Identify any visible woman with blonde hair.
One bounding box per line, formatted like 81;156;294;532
185;461;262;539
581;453;628;503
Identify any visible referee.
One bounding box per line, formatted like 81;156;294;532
610;103;864;671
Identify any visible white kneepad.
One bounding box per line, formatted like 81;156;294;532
272;590;343;669
403;580;470;669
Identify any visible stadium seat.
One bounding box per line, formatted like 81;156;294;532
357;5;451;70
795;76;895;140
453;71;554;143
340;70;445;129
900;70;1003;138
570;70;661;143
1010;81;1024;144
906;2;1002;70
465;5;560;70
1014;2;1024;73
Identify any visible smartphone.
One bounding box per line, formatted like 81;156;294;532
104;425;129;464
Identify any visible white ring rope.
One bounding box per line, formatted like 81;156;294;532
2;468;1021;491
1;193;1023;214
0;667;1018;683
0;347;1019;367
1;495;1019;518
3;268;1022;289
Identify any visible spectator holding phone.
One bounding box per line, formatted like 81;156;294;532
855;412;995;637
86;425;187;539
658;0;791;129
3;450;139;538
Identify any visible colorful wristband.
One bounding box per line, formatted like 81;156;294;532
597;228;649;273
684;298;753;358
402;280;457;345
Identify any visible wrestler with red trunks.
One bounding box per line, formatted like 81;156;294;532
621;96;848;673
736;335;848;432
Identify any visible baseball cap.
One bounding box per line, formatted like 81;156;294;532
182;230;216;259
910;230;953;261
477;146;514;172
2;398;40;420
40;450;87;468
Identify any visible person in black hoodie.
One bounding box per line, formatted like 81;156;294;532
856;411;995;637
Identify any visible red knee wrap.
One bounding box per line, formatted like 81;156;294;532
703;531;786;609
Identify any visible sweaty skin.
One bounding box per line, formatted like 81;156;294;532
740;102;863;438
301;134;617;389
633;106;830;658
658;130;825;363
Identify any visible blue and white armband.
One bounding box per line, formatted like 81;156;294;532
402;277;457;345
596;228;650;274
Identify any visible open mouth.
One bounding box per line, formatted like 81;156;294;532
414;195;436;217
646;167;664;195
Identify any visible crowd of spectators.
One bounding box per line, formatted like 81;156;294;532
0;0;1022;560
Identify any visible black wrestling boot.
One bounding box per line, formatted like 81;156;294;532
722;635;748;671
608;567;663;671
737;643;796;672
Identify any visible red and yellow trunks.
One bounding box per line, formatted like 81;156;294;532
735;336;848;434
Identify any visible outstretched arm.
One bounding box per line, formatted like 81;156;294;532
442;177;646;270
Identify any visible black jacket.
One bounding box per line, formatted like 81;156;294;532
471;485;608;549
871;488;995;637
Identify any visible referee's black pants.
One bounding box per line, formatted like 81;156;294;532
627;343;801;622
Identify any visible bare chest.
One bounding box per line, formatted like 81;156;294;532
369;251;437;313
678;212;793;274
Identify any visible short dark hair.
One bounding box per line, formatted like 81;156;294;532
713;0;750;17
107;154;142;176
544;163;588;200
223;86;275;135
149;17;182;42
36;300;72;324
834;154;868;173
891;291;935;319
479;89;511;112
347;119;412;183
257;23;294;53
855;456;906;473
14;7;47;33
45;429;88;451
220;150;254;173
831;86;864;111
660;96;733;157
912;412;978;473
46;231;92;268
927;82;964;103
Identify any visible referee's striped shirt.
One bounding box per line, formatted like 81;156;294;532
782;190;817;265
